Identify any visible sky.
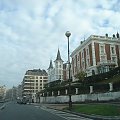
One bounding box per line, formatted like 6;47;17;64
0;0;120;88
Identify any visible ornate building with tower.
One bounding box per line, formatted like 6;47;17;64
48;49;64;82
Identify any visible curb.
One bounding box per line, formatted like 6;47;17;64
0;104;5;110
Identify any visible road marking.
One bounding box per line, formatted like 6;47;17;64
40;107;93;120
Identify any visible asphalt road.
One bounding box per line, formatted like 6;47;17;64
0;103;4;107
0;102;67;120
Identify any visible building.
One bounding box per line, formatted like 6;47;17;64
0;85;6;101
71;32;120;80
22;69;48;102
5;89;13;101
16;84;22;99
48;49;64;82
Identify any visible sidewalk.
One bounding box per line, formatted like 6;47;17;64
0;103;5;110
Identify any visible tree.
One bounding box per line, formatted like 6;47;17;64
74;71;86;82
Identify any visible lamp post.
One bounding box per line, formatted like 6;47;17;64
65;31;72;110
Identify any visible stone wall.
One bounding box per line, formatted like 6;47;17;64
40;91;120;103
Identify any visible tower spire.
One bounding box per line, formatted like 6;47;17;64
55;48;63;61
48;60;53;69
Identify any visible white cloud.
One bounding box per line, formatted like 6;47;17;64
0;0;120;88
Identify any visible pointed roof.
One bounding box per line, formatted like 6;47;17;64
116;32;119;38
48;60;53;69
55;49;63;61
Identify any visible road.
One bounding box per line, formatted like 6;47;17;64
0;102;92;120
0;103;4;107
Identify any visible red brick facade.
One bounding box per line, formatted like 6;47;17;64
105;44;111;60
88;43;93;66
94;42;100;65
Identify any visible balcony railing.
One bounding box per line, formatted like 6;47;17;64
97;60;116;66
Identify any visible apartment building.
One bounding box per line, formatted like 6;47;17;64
22;69;48;102
71;32;120;80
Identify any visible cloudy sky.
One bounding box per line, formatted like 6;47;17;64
0;0;120;88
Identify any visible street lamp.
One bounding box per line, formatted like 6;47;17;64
65;31;72;110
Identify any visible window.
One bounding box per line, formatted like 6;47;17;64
59;70;61;74
111;47;115;54
43;77;47;79
87;49;89;55
101;56;106;61
82;52;84;58
112;57;116;62
40;77;42;79
44;80;47;82
36;76;38;79
78;55;79;61
59;75;61;79
100;46;104;54
87;59;90;66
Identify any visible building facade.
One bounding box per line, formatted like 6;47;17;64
71;33;120;80
0;85;6;101
48;49;64;82
22;69;48;102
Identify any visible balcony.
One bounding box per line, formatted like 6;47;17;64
97;60;116;66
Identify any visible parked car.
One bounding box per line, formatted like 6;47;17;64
17;97;27;104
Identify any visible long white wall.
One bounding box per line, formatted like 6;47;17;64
40;91;120;103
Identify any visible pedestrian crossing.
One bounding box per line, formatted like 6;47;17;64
40;106;93;120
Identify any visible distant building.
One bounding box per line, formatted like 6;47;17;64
48;49;64;82
16;84;22;99
71;33;120;80
0;85;6;101
5;89;12;101
22;69;48;102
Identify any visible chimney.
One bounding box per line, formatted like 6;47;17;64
105;33;108;37
113;34;115;38
116;32;119;38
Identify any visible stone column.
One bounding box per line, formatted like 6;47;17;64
58;91;60;96
65;89;68;95
47;92;49;96
109;83;113;91
90;86;93;94
52;91;54;96
43;93;44;97
75;88;78;94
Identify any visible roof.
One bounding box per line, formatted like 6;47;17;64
48;60;53;69
71;34;120;57
25;69;48;76
55;49;63;61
